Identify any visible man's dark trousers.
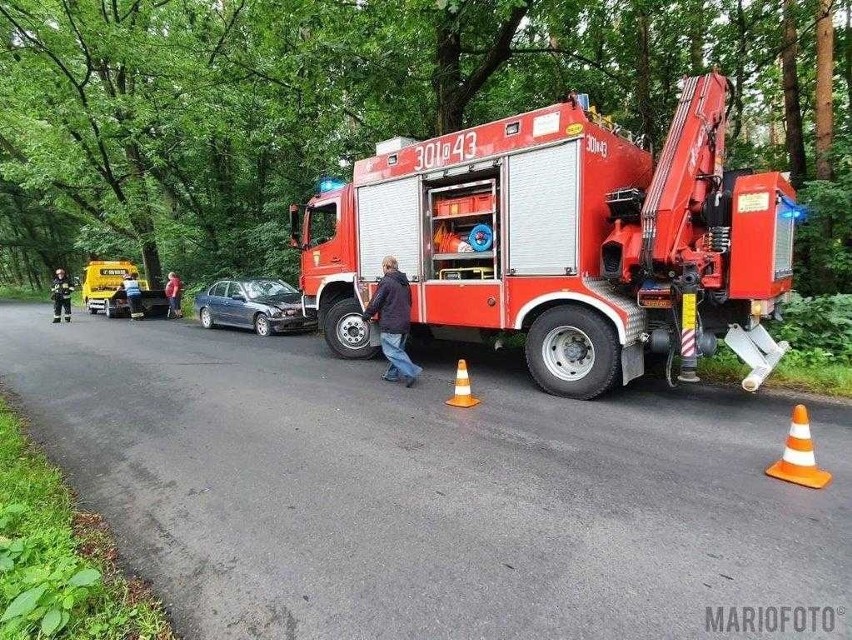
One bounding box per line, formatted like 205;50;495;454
53;297;71;322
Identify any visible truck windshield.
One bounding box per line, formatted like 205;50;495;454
244;280;298;299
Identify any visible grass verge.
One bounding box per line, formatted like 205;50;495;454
0;287;49;303
0;286;84;308
180;293;196;321
698;351;852;398
0;393;176;639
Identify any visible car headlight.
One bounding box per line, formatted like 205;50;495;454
272;309;284;317
285;309;298;316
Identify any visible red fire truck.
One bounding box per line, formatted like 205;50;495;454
290;72;798;399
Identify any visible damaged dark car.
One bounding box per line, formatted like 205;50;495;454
194;278;317;337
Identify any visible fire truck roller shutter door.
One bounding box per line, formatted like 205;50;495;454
508;141;580;275
357;176;421;280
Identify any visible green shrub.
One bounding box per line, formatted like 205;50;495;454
794;140;852;296
769;293;852;365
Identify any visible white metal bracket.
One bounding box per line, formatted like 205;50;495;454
724;323;790;392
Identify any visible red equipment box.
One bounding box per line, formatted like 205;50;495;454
434;193;495;218
728;172;796;300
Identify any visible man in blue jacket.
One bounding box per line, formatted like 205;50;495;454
363;256;423;387
123;273;144;320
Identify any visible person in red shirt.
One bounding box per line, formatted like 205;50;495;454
165;271;183;319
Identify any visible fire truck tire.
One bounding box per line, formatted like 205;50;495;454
323;298;380;359
525;305;620;400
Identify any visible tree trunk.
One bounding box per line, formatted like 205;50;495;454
24;253;38;289
688;0;705;74
432;1;532;135
140;238;163;290
815;0;834;180
731;0;747;141
433;18;463;135
782;0;807;189
9;246;23;285
846;1;851;132
636;8;654;145
125;142;164;288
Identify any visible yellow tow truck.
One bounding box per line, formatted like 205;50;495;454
81;260;169;318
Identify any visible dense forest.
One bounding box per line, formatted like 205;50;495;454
0;0;849;295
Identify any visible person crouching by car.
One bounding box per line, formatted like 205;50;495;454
363;256;422;387
165;271;183;319
124;273;144;320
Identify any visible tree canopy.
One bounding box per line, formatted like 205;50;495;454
0;0;848;294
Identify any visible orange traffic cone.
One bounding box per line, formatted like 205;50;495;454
446;359;480;408
765;405;832;489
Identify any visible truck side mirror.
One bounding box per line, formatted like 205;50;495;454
289;204;301;249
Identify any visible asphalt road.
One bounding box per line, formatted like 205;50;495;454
0;300;849;639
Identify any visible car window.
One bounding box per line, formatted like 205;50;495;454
210;282;228;297
226;282;244;298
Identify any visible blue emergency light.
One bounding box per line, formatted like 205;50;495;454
318;176;347;193
779;194;807;223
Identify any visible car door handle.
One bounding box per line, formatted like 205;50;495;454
330;257;342;263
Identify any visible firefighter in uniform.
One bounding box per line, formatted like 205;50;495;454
51;268;74;323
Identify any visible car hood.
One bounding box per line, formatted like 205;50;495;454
253;294;301;308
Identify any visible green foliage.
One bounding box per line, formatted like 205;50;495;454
0;0;844;292
0;560;101;637
771;293;852;364
795;138;852;295
0;399;173;638
0;0;846;294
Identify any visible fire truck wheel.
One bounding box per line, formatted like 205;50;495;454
323;298;380;359
525;305;620;399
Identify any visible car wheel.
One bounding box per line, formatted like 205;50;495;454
323;298;380;359
254;313;273;337
525;305;620;400
200;307;216;329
